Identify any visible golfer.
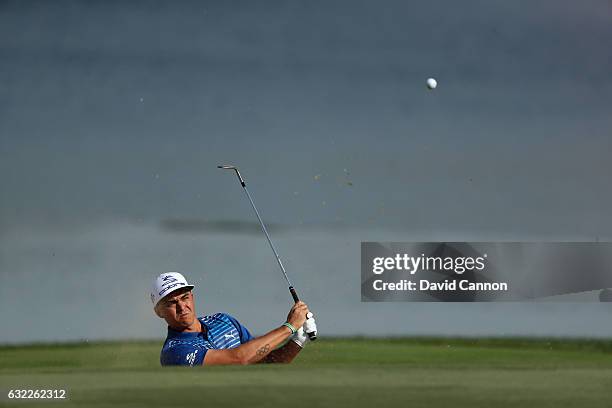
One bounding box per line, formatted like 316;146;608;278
151;272;317;366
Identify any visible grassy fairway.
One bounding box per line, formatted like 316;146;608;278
1;338;612;407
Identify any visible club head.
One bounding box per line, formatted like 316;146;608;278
217;164;245;186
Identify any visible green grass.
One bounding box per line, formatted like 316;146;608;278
2;338;612;407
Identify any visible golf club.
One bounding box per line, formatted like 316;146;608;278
218;165;317;340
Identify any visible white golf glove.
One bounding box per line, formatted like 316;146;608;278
291;314;317;348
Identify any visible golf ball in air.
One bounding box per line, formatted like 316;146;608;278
426;78;437;89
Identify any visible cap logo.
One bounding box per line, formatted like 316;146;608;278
158;282;186;297
161;275;178;285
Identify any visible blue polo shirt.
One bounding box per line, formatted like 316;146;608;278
160;313;253;366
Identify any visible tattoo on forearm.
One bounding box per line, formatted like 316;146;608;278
259;342;302;364
256;344;271;356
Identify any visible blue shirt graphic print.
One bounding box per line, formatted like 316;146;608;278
160;313;253;366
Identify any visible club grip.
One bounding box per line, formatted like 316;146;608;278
290;286;317;341
289;286;300;303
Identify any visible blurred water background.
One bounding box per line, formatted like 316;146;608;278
1;0;612;343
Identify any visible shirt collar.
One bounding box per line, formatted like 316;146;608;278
167;317;208;338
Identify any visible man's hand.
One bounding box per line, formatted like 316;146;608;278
286;301;310;330
291;314;317;348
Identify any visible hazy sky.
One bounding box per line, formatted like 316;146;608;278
1;0;611;235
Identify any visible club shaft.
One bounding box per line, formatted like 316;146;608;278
242;185;294;289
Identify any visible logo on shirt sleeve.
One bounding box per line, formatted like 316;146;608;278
186;350;198;366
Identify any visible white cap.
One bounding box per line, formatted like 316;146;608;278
150;272;195;307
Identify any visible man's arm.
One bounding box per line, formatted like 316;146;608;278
260;340;302;364
204;325;293;365
260;317;316;364
203;301;309;366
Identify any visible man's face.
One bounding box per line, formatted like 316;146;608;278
155;288;197;330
